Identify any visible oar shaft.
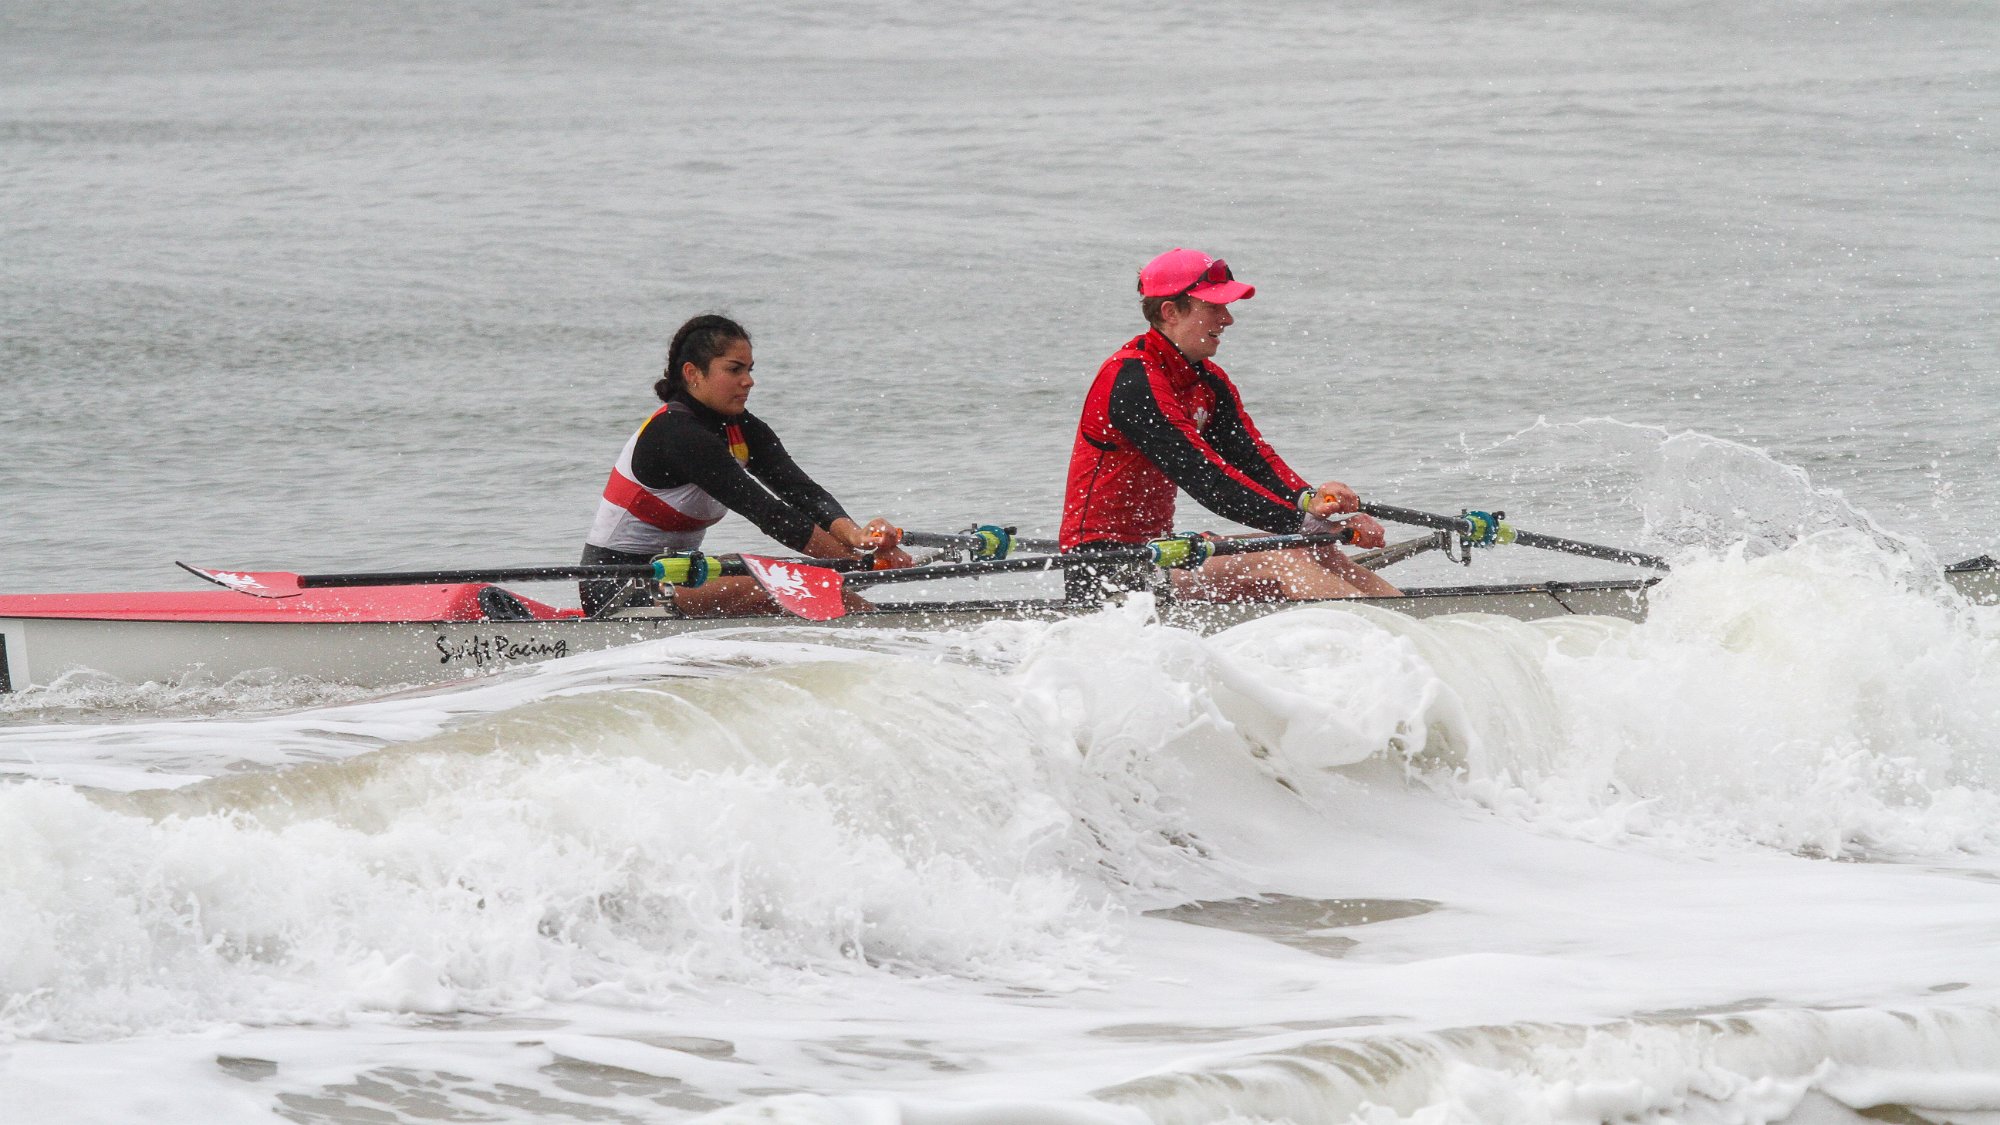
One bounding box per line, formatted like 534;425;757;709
296;557;874;589
296;564;692;588
843;532;1347;588
847;556;1065;586
1508;528;1669;570
1360;502;1668;571
899;529;1060;555
1348;532;1448;572
1357;502;1475;534
1204;531;1350;557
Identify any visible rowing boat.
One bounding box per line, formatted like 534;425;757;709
5;556;1996;695
0;576;1647;694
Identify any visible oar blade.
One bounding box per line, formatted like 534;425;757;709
740;555;849;620
176;563;305;599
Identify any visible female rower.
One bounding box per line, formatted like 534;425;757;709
580;314;910;617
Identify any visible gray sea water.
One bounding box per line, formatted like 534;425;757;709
5;0;1995;595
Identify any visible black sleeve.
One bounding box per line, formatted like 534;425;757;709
1105;361;1305;535
630;415;821;551
737;414;850;529
1200;381;1297;501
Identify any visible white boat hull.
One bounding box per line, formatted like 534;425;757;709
4;566;1993;695
0;579;1644;694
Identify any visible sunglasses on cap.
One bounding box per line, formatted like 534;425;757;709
1178;258;1233;295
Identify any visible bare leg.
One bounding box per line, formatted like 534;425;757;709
1170;545;1401;603
672;576;784;617
673;575;878;618
1304;542;1403;596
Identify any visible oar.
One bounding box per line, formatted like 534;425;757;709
175;555;854;600
184;529;1343;616
896;526;1058;559
737;532;1351;620
1359;502;1670;571
1348;532;1450;572
194;525;1063;597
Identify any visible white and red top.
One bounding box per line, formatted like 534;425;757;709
586;396;849;557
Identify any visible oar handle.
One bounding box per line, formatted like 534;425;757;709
1359;502;1669;570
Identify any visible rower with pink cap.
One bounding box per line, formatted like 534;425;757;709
1056;248;1401;603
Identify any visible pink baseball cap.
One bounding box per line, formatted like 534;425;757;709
1138;248;1256;304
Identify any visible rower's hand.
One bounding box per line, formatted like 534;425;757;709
1302;511;1386;548
830;517;914;569
1306;481;1361;517
860;518;914;570
831;517;880;551
1343;514;1387;549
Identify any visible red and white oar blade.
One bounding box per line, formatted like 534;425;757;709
740;555;848;620
175;563;305;599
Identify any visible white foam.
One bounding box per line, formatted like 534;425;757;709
6;540;2000;1121
1444;532;2000;857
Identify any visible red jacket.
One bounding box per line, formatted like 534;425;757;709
1060;330;1310;549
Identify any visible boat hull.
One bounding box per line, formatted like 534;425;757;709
4;564;1994;694
0;578;1655;694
